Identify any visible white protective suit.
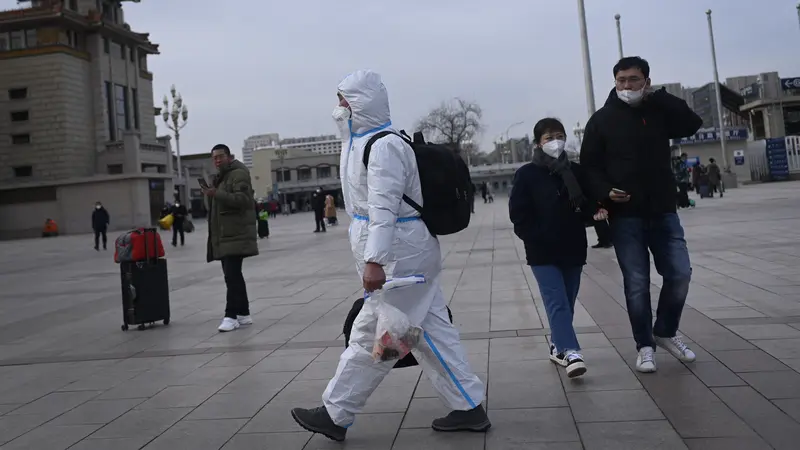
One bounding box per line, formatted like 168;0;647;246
322;70;485;427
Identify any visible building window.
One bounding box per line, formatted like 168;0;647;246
103;37;109;53
69;0;78;10
119;43;126;59
129;46;135;63
105;81;115;140
107;164;123;174
13;166;32;177
11;134;31;145
131;88;139;129
10;31;24;50
110;41;121;58
0;33;8;51
102;2;112;20
8;88;27;99
25;29;37;47
317;166;331;179
10;111;29;122
297;168;312;181
276;169;291;182
115;84;129;137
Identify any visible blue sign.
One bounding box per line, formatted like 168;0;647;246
734;156;745;166
781;77;800;91
685;157;700;167
676;128;748;146
766;138;790;181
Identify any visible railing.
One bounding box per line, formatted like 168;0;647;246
786;136;800;172
104;141;124;152
141;142;166;152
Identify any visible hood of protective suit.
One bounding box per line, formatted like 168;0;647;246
337;70;391;135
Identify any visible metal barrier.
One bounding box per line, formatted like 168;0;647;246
785;136;800;172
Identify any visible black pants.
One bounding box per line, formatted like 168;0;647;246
94;229;107;249
677;182;690;208
221;256;249;319
314;210;326;232
594;220;612;246
172;221;185;246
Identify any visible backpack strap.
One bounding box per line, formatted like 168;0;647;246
362;131;422;214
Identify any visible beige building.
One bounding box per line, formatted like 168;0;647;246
250;147;308;198
0;0;171;239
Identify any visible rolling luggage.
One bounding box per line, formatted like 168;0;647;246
699;185;710;199
114;228;165;263
257;220;269;238
119;228;170;331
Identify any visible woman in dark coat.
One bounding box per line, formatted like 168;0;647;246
509;118;607;378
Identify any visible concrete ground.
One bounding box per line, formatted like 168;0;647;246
0;182;799;449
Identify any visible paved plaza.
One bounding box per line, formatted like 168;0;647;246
0;182;799;449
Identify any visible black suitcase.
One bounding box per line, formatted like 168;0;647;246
120;254;170;331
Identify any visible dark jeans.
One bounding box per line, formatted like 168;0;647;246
531;265;583;352
221;256;250;319
594;220;613;246
677;182;690;208
611;214;692;350
172;221;184;246
314;210;326;232
94;229;107;249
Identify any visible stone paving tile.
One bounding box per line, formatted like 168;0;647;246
221;432;311;450
2;184;800;448
578;421;687;450
141;418;247;450
712;386;800;450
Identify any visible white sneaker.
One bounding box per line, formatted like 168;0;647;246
655;336;696;363
237;315;253;326
636;346;657;373
218;317;240;332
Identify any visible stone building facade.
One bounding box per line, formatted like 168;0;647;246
0;0;171;238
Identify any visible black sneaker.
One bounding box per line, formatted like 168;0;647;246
431;404;491;432
549;344;567;366
592;242;613;249
290;406;347;442
565;351;587;378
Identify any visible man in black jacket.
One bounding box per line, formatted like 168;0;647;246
580;57;703;374
91;201;110;251
170;200;188;247
311;188;326;233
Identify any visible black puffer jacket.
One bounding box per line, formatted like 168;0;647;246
580;88;702;217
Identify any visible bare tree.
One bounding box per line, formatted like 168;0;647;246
415;98;483;155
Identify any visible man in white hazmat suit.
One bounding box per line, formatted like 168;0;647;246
290;70;490;442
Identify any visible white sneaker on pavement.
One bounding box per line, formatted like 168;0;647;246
218;317;240;332
655;336;696;363
636;346;657;373
237;315;253;326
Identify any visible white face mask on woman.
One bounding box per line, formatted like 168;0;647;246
541;139;566;159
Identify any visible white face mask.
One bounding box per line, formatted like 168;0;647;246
332;106;351;122
95;205;101;209
175;203;180;207
541;140;566;159
617;88;644;105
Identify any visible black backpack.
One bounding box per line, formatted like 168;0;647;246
343;297;454;369
363;131;473;236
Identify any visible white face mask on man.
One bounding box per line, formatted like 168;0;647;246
332;106;351;122
617;87;645;105
541;139;566;159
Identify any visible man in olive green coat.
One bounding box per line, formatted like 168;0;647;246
203;144;258;332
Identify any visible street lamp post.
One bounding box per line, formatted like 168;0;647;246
276;148;288;213
705;10;729;169
577;0;597;115
504;121;524;163
615;14;624;60
573;121;585;145
796;4;800;31
162;85;189;188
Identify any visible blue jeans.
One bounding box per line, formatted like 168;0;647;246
531;265;583;352
610;214;691;350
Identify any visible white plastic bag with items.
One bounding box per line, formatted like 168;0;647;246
367;275;426;363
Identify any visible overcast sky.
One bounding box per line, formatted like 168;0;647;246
9;0;800;157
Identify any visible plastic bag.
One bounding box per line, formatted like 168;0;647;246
158;214;174;230
369;275;426;363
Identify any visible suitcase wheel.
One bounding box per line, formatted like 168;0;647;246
121;324;128;331
163;318;170;325
138;324;146;331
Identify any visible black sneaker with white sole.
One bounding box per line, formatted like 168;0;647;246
549;345;568;366
564;351;587;378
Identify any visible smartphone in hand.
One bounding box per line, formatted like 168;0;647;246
197;177;209;190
